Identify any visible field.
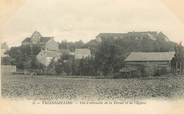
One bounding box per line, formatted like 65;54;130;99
2;74;184;100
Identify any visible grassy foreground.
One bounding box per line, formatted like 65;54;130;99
2;74;184;100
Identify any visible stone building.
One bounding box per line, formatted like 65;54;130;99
74;49;91;59
22;31;59;51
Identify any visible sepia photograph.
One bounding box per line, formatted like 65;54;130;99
1;0;184;114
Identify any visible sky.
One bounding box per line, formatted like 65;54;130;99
1;0;184;46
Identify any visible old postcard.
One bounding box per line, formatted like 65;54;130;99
1;0;184;114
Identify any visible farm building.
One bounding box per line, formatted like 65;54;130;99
74;49;91;59
21;31;61;66
123;52;175;77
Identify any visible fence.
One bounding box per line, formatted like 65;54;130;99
1;65;16;74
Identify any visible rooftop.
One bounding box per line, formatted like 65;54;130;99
22;31;53;44
22;37;31;43
125;52;175;62
96;31;170;41
31;31;42;38
40;37;53;43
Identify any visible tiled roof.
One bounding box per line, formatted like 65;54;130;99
97;32;158;37
96;31;169;41
125;52;175;62
40;37;53;43
97;33;126;38
22;37;53;44
22;31;53;44
22;37;31;43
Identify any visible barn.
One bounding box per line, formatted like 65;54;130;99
123;52;175;77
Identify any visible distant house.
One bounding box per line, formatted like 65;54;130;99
22;31;59;51
21;31;60;66
96;31;169;42
36;50;62;67
22;31;42;45
124;52;175;76
75;49;91;59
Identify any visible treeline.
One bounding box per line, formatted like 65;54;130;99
47;55;97;76
3;35;178;76
4;44;42;70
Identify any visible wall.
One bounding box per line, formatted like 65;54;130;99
1;65;16;74
75;54;90;59
36;50;47;66
125;61;171;76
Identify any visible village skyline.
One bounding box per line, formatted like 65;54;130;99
2;0;184;113
2;30;181;76
2;30;184;48
1;0;184;46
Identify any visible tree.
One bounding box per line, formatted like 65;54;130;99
171;42;184;74
59;40;85;52
53;52;74;75
95;38;124;76
55;57;64;74
8;44;41;70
